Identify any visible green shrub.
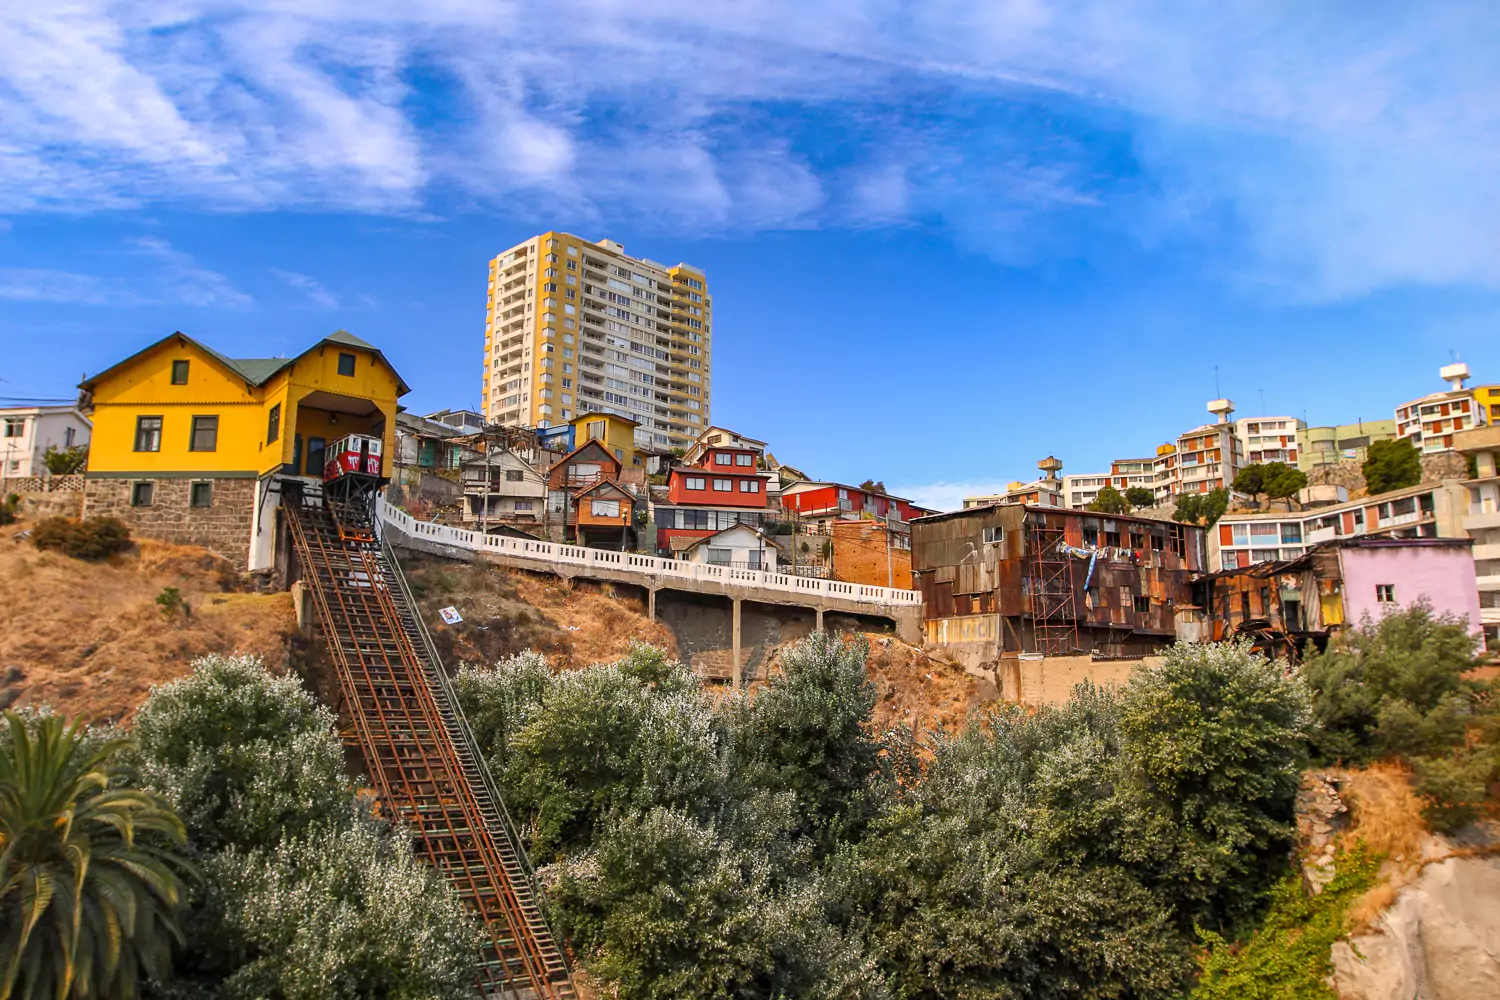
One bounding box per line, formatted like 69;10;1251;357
208;822;479;1000
1303;603;1479;766
130;654;356;852
156;585;188;617
1117;639;1313;929
1193;845;1381;1000
0;493;18;526
1414;746;1500;832
30;515;133;560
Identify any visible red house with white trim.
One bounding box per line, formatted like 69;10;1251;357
653;444;771;555
779;480;933;529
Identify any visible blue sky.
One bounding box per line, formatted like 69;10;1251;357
3;2;1499;509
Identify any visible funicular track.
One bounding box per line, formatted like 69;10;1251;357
283;491;575;1000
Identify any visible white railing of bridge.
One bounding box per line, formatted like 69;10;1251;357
378;498;922;607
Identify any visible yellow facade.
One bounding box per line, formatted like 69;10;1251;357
1474;384;1500;426
82;331;407;479
482;232;711;451
571;411;642;467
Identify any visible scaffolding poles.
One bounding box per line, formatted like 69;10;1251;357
1026;512;1081;656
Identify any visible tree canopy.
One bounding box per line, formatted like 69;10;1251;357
1173;488;1230;526
1087;484;1130;513
1362;438;1422;495
459;635;1314;998
1125;486;1156;509
1234;462;1307;505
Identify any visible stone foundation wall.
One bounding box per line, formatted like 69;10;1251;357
83;477;257;567
13;490;84;520
1305;452;1469;494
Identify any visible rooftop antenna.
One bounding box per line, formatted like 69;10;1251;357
1259;388;1266;414
1214;365;1220;398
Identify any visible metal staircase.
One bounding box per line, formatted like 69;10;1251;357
283;491;576;999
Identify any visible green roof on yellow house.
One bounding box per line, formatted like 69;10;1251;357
81;329;409;395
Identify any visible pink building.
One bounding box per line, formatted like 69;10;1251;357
1336;539;1482;636
1200;537;1482;647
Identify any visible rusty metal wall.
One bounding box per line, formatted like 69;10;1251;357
913;506;1206;649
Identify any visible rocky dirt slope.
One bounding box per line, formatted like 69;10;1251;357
2;529;985;739
0;523;296;722
1298;763;1500;1000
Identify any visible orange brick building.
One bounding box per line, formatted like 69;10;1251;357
830;520;912;589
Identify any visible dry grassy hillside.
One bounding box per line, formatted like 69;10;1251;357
0;527;987;734
0;523;296;722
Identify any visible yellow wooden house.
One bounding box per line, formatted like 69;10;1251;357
570;411;643;468
79;330;408;571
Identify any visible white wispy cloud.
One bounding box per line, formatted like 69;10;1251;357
2;2;1499;298
271;268;339;309
0;268;127;305
0;237;250;308
127;236;252;308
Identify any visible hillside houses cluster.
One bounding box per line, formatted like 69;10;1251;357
7;327;1497;693
389;407;936;588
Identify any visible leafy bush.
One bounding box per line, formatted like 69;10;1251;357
131;654;356;852
1118;640;1312;928
1193;846;1381;999
128;654;480;997
42;442;88;474
157;584;188;617
1362;438;1422;495
208;822;479;1000
1302;605;1496;831
838;688;1194;1000
0;493;18;526
740;631;885;849
31;515;132;559
1304;603;1478;765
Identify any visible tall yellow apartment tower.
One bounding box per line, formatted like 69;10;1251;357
482;233;711;451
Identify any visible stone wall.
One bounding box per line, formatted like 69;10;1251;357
1305;452;1469;495
82;477;257;567
13;490;83;520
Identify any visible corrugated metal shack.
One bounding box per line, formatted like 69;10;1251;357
911;504;1207;662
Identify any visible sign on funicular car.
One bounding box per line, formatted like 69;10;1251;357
323;433;384;480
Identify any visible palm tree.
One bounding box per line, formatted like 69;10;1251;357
0;712;193;1000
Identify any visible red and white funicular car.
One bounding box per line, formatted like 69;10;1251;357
323;433;383;481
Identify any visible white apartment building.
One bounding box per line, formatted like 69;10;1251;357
1172;399;1244;497
1395;363;1489;455
483;233;711;452
1211;481;1469;573
1235;415;1306;465
0;405;91;482
1062;472;1110;508
1457;426;1500;648
1063;457;1155;508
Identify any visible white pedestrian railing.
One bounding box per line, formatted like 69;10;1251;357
377;497;922;607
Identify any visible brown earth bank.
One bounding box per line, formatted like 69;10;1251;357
400;554;679;669
1295;762;1500;999
399;553;988;729
0;522;296;723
